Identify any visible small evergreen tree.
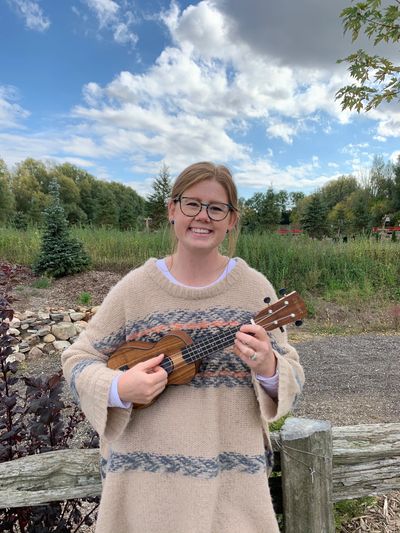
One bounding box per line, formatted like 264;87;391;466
33;180;90;278
146;164;172;229
300;194;329;239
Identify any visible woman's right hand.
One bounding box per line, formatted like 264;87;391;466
117;354;168;405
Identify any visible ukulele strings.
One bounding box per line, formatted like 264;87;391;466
159;304;295;374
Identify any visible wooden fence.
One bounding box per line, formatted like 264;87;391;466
1;418;400;532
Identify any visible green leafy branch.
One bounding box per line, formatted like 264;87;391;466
336;0;400;111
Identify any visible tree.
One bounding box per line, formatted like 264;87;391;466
109;182;146;230
11;167;48;224
320;175;359;210
336;0;400;111
242;188;282;232
92;181;119;227
300;194;329;239
0;159;15;225
33;180;90;278
146;164;172;229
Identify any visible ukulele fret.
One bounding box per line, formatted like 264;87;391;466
182;327;241;364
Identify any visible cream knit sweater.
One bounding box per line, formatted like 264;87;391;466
62;258;304;533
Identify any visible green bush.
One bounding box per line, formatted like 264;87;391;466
32;181;90;278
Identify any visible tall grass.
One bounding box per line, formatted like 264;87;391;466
1;226;399;300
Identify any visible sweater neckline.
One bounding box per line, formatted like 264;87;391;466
143;257;247;300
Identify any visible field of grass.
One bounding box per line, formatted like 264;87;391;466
1;226;399;305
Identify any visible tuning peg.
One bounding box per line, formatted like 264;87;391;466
263;296;271;304
295;320;303;327
278;288;287;296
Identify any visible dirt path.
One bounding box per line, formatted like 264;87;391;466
292;333;400;426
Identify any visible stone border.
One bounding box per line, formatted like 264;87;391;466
6;307;100;363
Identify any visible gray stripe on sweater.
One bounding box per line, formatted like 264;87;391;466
102;450;267;479
70;360;100;405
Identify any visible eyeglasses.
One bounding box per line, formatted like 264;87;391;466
174;196;235;221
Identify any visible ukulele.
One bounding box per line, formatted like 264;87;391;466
107;291;307;408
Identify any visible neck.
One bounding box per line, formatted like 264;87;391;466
168;248;228;287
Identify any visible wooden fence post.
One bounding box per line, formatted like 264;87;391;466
280;417;334;533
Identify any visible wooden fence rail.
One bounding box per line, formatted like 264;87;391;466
1;418;400;532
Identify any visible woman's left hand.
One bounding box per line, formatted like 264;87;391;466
233;323;277;377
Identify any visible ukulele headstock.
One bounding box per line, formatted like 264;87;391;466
255;291;307;332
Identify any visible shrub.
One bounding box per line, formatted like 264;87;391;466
78;291;92;306
33;181;90;278
0;263;99;531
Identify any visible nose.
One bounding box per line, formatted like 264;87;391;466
195;203;211;221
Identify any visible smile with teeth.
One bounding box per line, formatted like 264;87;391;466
190;227;212;234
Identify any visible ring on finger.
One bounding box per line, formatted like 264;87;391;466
249;351;257;361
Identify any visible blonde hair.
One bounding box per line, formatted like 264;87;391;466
169;162;240;256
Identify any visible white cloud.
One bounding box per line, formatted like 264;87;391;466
390;150;400;164
82;0;138;47
233;157;335;192
8;0;50;31
84;0;119;27
0;86;30;128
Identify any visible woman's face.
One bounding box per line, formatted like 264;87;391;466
168;179;237;255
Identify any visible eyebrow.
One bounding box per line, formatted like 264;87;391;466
182;196;229;205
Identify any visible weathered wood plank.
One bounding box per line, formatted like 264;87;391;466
280;417;335;533
2;422;400;510
331;423;400;501
0;449;101;508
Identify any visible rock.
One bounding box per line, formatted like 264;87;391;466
38;312;50;320
43;333;56;343
75;320;88;334
42;343;55;354
37;326;51;336
20;324;29;330
53;340;71;351
10;318;21;328
91;306;100;315
70;312;85;322
27;346;44;359
8;327;20;336
7;352;26;363
52;322;77;340
24;334;39;346
50;313;65;322
21;318;36;325
19;342;30;353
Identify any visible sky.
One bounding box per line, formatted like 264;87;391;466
1;0;400;199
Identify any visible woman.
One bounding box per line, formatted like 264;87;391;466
62;161;304;533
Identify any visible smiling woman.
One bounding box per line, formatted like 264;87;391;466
61;161;304;533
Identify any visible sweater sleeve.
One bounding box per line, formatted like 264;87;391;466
252;336;304;424
249;277;305;425
61;275;133;442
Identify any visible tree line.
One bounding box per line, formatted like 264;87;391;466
240;155;400;238
0;158;146;230
0;155;399;238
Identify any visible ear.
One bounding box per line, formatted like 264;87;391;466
167;199;176;223
227;210;238;232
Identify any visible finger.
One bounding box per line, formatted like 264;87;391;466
238;324;257;337
234;338;256;358
240;323;267;339
147;367;168;384
235;334;255;351
139;353;165;371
